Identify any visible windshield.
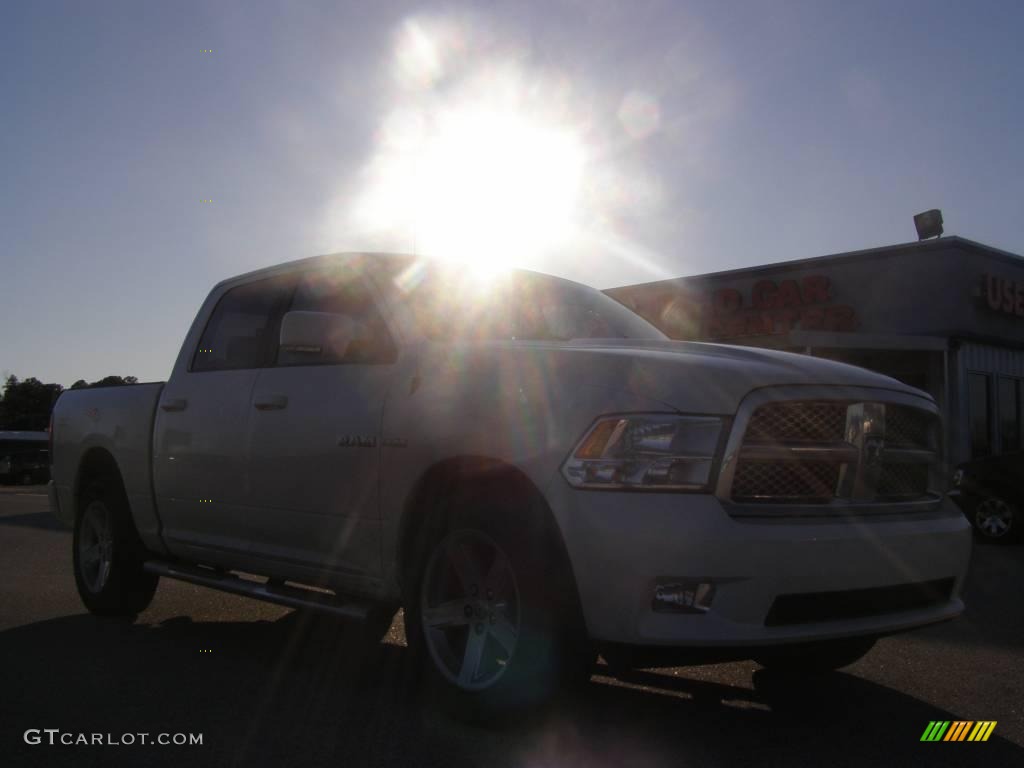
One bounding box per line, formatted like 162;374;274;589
399;267;667;342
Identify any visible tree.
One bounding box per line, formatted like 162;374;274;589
0;374;140;431
0;376;63;431
84;375;138;388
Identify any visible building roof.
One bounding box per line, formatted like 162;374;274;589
615;237;1024;291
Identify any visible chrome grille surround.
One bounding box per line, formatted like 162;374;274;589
717;387;943;517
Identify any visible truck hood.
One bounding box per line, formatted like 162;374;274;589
492;339;931;415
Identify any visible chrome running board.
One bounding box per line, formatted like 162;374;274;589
143;560;371;620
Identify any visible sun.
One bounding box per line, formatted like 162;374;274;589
346;21;588;273
410;107;585;270
354;103;586;272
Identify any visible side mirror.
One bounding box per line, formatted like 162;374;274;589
279;311;354;362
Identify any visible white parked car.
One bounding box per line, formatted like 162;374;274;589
49;253;971;718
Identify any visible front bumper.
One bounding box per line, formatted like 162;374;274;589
547;483;971;647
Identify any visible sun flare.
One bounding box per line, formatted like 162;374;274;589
327;14;673;285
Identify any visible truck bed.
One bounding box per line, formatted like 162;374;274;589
50;382;167;554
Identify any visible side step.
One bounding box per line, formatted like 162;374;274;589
143;560;370;620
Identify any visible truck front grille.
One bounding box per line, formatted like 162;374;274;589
877;463;930;498
745;402;848;443
732;461;840;502
730;400;939;507
885;405;932;447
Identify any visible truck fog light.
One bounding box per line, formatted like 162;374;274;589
652;580;716;613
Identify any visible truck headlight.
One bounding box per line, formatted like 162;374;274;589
561;414;725;491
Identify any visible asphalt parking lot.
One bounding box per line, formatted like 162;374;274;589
0;486;1020;768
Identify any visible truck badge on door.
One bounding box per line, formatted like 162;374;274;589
336;435;377;448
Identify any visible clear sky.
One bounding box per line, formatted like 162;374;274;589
2;1;1022;385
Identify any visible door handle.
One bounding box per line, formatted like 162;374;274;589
160;398;188;412
253;394;288;411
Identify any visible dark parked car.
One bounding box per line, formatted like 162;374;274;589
950;451;1023;543
0;431;50;486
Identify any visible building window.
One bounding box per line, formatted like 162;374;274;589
968;372;992;459
998;376;1022;453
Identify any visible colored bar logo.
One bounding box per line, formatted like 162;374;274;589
921;721;997;742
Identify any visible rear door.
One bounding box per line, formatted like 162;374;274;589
153;275;293;554
245;263;400;577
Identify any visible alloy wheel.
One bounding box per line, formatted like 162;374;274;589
78;501;114;593
975;498;1014;539
420;529;521;691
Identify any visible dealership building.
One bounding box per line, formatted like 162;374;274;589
607;236;1024;467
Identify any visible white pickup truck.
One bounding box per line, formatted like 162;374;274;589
50;253;971;717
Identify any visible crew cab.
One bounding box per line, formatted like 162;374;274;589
49;253;972;717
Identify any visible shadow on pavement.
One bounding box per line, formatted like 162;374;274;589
0;610;1018;768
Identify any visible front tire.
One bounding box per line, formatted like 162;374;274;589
73;482;158;617
405;496;590;721
755;636;876;675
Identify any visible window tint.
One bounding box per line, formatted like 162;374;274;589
276;268;396;366
192;277;292;372
968;372;992;459
998;377;1021;453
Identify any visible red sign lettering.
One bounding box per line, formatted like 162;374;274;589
984;274;1024;318
705;275;856;338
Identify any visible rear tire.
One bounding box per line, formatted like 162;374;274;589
755;636;876;675
73;480;158;617
405;493;591;722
